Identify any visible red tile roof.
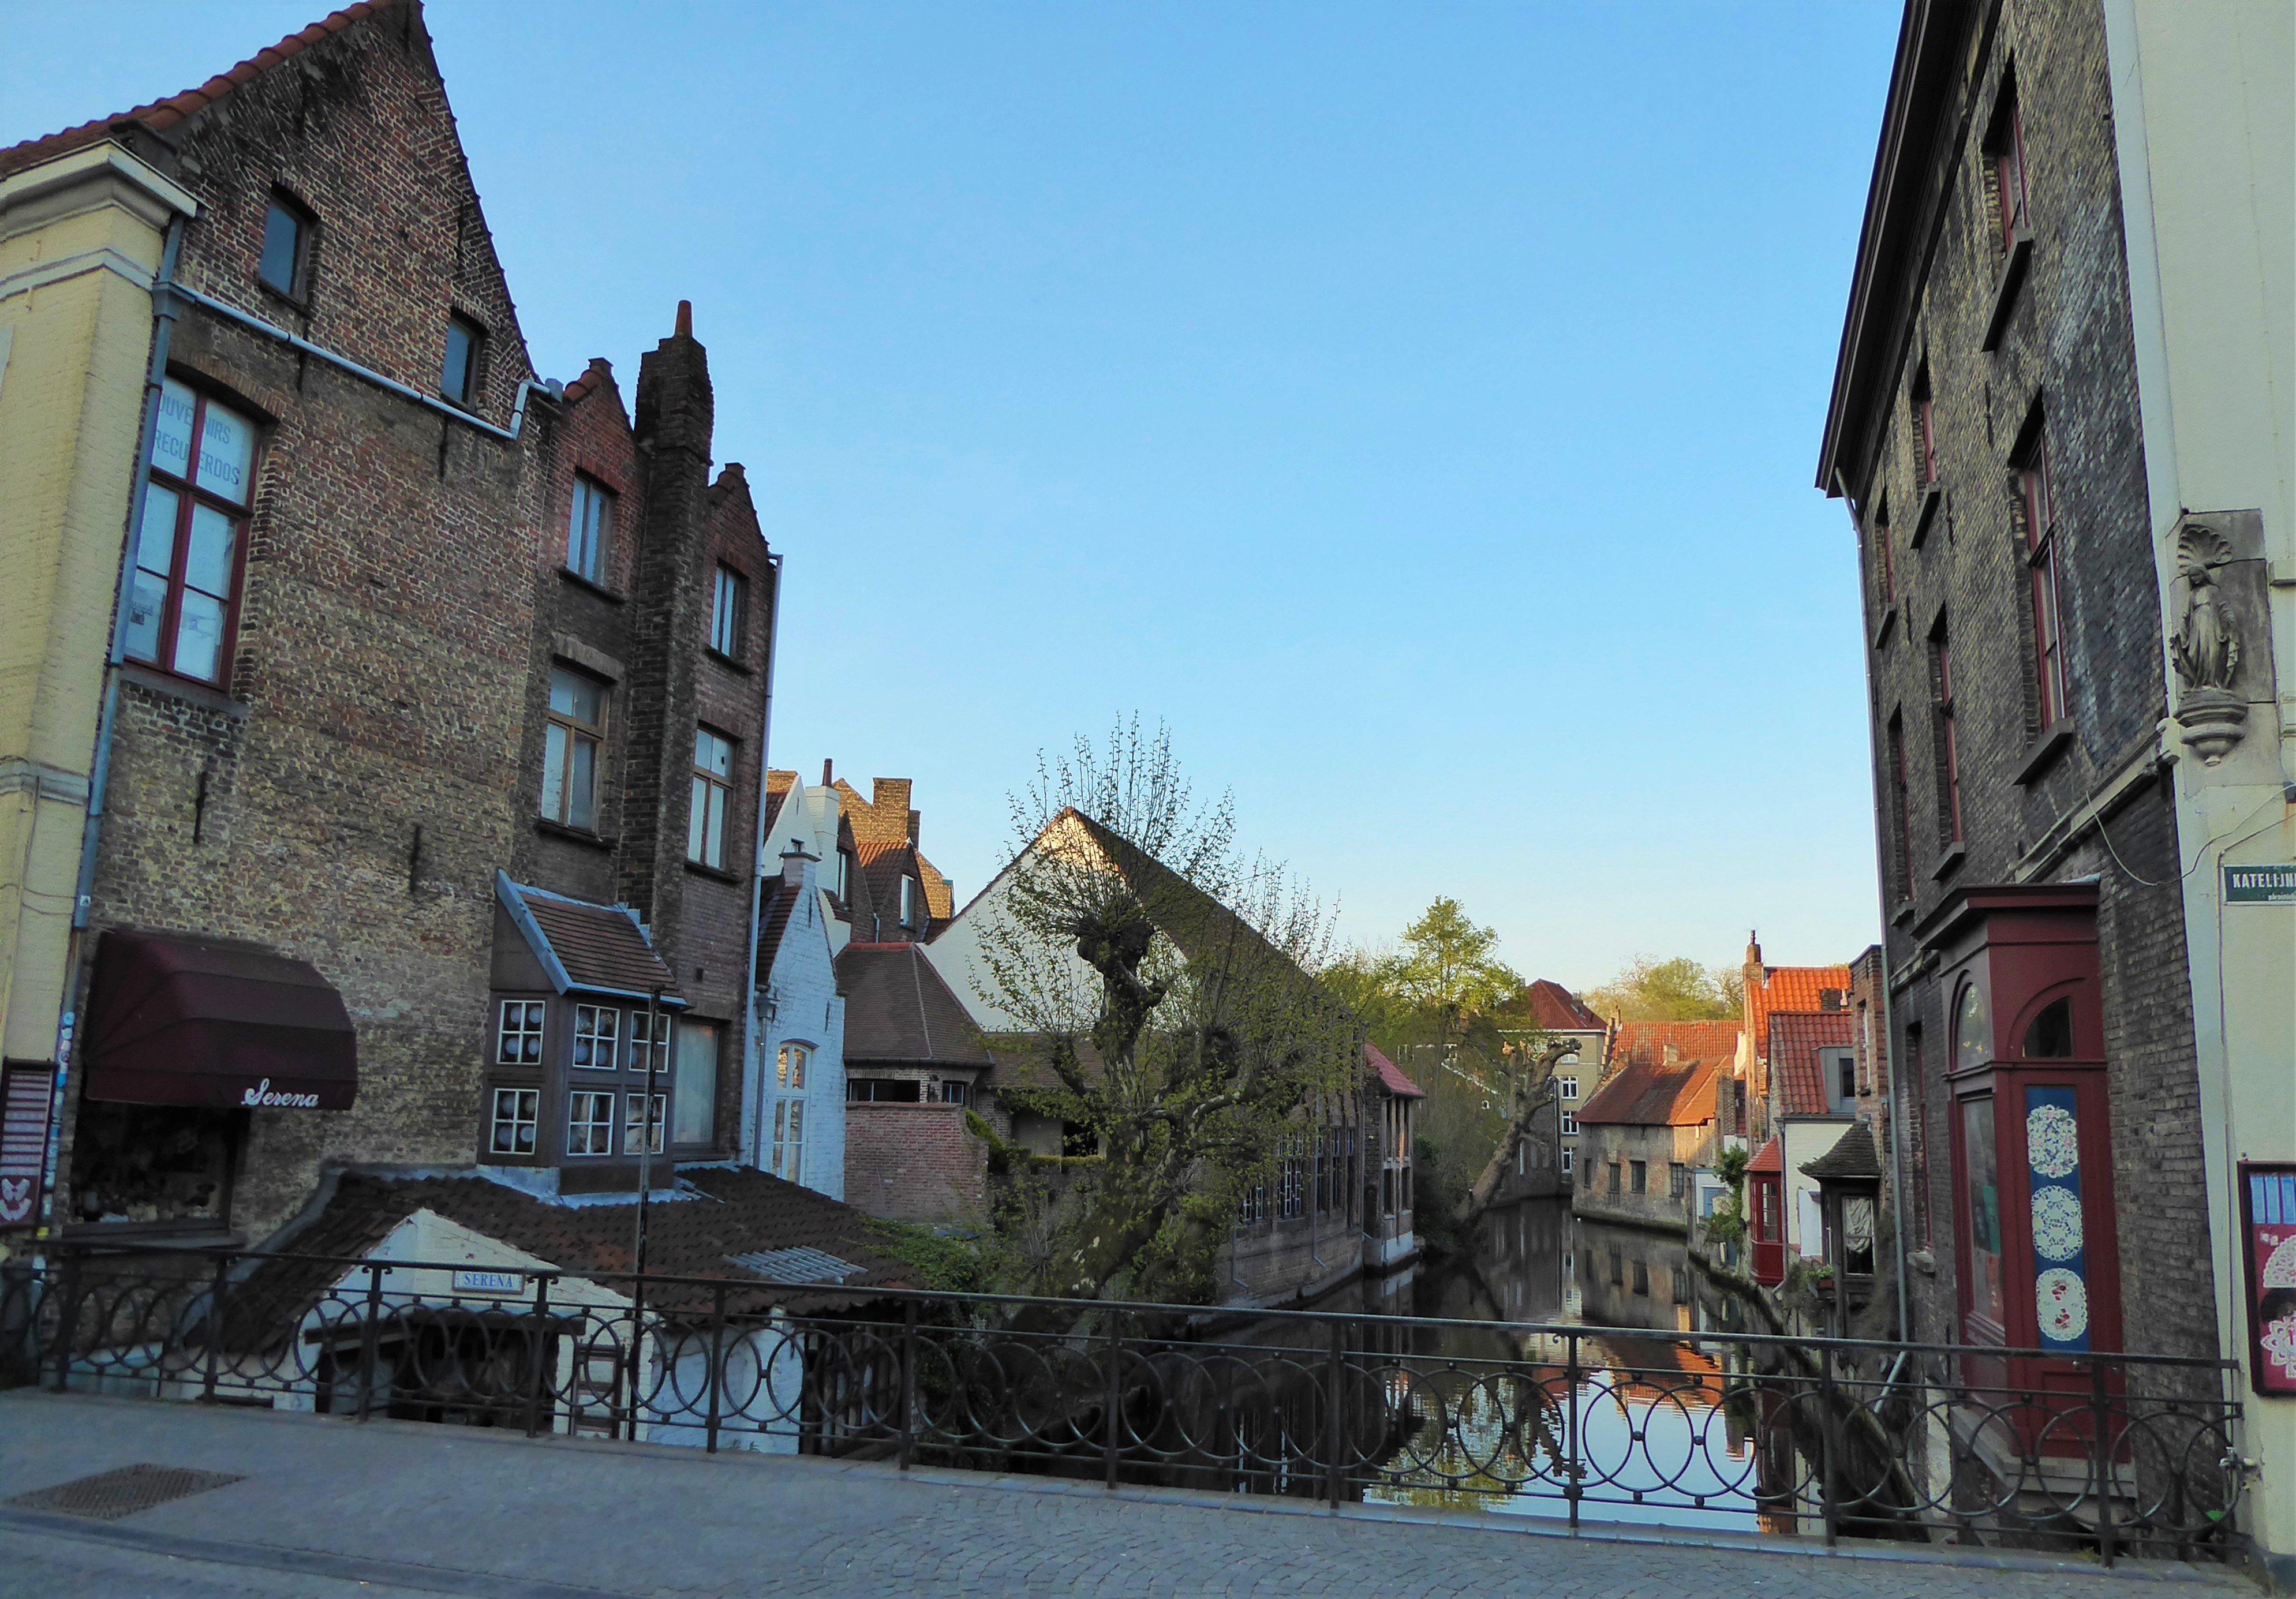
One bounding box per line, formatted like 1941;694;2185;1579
1609;1020;1742;1070
0;1;392;178
1749;1134;1784;1174
1367;1043;1424;1099
559;358;619;410
1770;1010;1856;1117
1519;979;1606;1033
1576;1056;1722;1127
1745;963;1853;1059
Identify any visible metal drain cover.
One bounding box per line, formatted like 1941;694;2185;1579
8;1463;244;1522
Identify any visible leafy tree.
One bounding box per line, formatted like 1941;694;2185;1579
1581;954;1741;1022
969;720;1359;1308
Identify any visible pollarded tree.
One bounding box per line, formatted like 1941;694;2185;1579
967;721;1360;1308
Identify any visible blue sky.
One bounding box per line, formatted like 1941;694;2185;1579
1;2;1900;989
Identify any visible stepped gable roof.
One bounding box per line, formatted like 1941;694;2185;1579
836;943;993;1066
1608;1020;1742;1070
0;0;392;177
1520;979;1606;1033
1367;1044;1424;1099
496;874;683;1006
1770;1010;1855;1116
239;1166;913;1333
1801;1121;1884;1184
1749;1134;1784;1175
1576;1055;1722;1128
1747;963;1853;1058
559;358;619;410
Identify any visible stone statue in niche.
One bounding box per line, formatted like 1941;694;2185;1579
2171;522;2247;765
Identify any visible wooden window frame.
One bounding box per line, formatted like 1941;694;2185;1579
567;476;614;586
129;380;257;688
570;1003;620;1072
1887;712;1916;902
567;1091;616;1158
689;728;735;869
1991;91;2030;257
496;999;546;1067
441;312;484;407
625;1092;667;1157
542;668;608;832
257;191;316;301
2015;427;2068;729
489;1088;539;1159
709;564;747;659
1932;624;1964;844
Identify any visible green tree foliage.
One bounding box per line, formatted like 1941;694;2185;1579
1581;954;1742;1022
971;720;1359;1309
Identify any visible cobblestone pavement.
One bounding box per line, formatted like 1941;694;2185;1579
0;1392;2248;1599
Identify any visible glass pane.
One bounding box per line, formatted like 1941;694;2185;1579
2024;999;2074;1058
702;784;726;868
124;569;167;664
136;484;180;576
541;724;567;820
688;776;708;862
1962;1096;2005;1328
566;735;596;830
259;204;300;293
442;319;473;400
194;399;255;505
173;590;225;681
694;729;732;777
673;1022;717;1144
152;380;197;483
549;669;601;725
788;1046;805;1090
1954;982;1990;1076
184;504;236;597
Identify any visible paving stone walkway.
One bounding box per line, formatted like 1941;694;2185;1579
0;1392;2248;1598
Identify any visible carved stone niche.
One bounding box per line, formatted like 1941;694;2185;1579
2166;510;2273;770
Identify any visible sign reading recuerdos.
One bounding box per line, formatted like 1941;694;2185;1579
2224;864;2296;905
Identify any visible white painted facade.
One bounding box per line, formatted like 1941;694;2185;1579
745;780;848;1200
1779;1115;1853;1262
2104;2;2294;1572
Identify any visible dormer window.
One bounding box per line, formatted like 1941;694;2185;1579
900;875;917;927
258;194;313;299
836;848;855;901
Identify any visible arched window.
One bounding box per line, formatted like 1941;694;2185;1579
1953;980;1990;1075
770;1043;812;1183
2022;998;2074;1058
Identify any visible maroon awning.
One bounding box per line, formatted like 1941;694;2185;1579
83;930;357;1110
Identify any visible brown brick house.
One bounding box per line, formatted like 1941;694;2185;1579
1572;1051;1723;1234
4;0;777;1251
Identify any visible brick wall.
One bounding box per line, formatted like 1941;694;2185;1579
844;1103;984;1222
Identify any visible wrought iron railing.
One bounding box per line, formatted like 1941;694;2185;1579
0;1248;2247;1564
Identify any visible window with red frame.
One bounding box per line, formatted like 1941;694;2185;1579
127;379;256;685
1905;1024;1929;1247
1912;364;1938;486
1991;87;2029;254
1887;712;1914;901
2015;426;2067;727
1932;623;1963;843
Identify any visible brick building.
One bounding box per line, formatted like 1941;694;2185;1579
0;0;780;1254
1571;1045;1724;1234
1817;0;2266;1536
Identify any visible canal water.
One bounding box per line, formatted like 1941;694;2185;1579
1336;1197;1776;1533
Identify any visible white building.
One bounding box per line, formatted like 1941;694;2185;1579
745;777;849;1199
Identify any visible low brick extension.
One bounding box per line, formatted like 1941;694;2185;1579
844;1102;982;1223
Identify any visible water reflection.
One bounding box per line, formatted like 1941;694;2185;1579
1350;1199;1773;1532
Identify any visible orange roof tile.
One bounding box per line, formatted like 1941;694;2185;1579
1609;1020;1741;1070
1577;1057;1722;1128
1745;963;1852;1059
1519;979;1606;1033
1770;1010;1855;1117
1366;1044;1424;1099
1749;1134;1784;1174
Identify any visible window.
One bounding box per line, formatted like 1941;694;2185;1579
1560;1111;1578;1137
568;1091;615;1157
1669;1163;1687;1200
625;1092;667;1156
1932;624;1963;844
258;195;312;298
689;729;734;868
847;1078;921;1103
1872;496;1895;609
1239;1181;1267;1227
1607;1161;1622;1195
1630;1159;1647;1196
941;1080;969;1106
630;1009;672;1076
129;379;255;685
571;1004;618;1070
709;565;746;658
672;1020;717;1144
1632;1260;1649;1295
769;1100;803;1181
1887;712;1914;901
1558;1076;1578;1100
1913;364;1938;485
441;313;482;405
777;1043;809;1091
1991;87;2029;253
496;1001;545;1066
1560;1146;1573;1175
489;1088;537;1157
542;669;606;830
1278;1142;1306;1220
1905;1024;1929;1246
567;477;614;585
1961;1094;2006;1330
2015;426;2067;729
835;848;855;901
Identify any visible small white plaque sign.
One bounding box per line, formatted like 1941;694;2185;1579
451;1268;525;1297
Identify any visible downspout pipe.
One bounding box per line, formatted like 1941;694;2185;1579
37;212;188;1244
741;552;783;1172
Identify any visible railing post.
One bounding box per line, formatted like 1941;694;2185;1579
48;1250;83;1394
705;1281;728;1455
1565;1328;1581;1530
1818;1342;1840;1548
198;1254;230;1403
625;1270;646;1443
1323;1318;1345;1508
2090;1354;2114;1567
1103;1310;1121;1490
899;1297;918;1471
354;1263;384;1423
525;1274;552;1439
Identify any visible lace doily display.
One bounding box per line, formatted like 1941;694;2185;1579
2031;1185;2083;1263
2027;1103;2080;1179
2037;1268;2088;1343
2263;1235;2296;1291
2262;1313;2296;1381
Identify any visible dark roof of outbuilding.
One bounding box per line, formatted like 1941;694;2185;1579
1800;1121;1885;1184
837;944;994;1066
1576;1057;1722;1128
1366;1044;1424;1099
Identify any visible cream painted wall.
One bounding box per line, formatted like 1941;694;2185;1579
0;144;193;1068
2104;1;2295;1572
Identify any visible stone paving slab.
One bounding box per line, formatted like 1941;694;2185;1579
0;1392;2249;1599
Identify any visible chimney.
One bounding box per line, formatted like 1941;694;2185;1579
821;758;833;787
780;836;817;889
859;779;913;845
675;298;693;338
1820;988;1846;1012
634;301;713;461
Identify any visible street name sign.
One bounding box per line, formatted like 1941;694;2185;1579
2224;864;2296;905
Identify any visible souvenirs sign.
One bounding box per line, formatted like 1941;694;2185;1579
2239;1163;2296;1398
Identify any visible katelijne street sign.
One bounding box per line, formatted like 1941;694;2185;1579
2224;864;2296;905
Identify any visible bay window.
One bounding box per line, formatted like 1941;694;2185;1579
625;1092;667;1156
129;379;255;685
489;1089;538;1158
568;1091;615;1157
